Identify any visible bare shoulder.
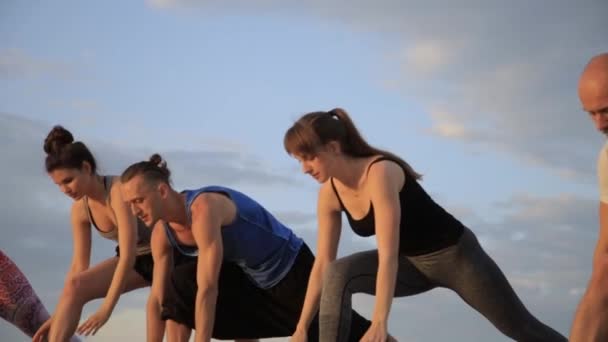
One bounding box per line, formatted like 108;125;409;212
151;221;170;253
367;160;405;188
190;192;228;212
107;176;123;198
190;192;235;223
319;180;341;213
70;198;89;224
151;220;166;241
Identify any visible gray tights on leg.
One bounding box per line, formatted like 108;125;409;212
319;228;567;342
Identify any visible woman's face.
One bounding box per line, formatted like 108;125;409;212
48;167;91;200
294;145;337;184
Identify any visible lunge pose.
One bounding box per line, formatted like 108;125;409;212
35;126;253;342
284;108;567;342
120;154;375;342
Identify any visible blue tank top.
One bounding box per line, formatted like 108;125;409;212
164;185;304;289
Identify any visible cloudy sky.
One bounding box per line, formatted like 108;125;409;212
1;0;607;341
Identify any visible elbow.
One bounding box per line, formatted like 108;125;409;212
586;255;608;302
147;293;161;313
117;249;137;267
197;284;219;300
314;258;332;279
378;253;399;270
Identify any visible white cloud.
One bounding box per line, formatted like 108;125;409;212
144;0;608;180
146;0;183;9
0;113;585;338
427;110;474;140
0;113;308;341
402;39;459;76
0;48;79;80
48;99;102;112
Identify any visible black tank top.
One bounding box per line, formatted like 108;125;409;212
331;157;464;256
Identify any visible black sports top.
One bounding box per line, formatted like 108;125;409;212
331;157;464;256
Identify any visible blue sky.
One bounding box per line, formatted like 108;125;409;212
1;0;607;341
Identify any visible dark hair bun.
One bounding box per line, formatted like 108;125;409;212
149;153;165;167
149;153;170;177
44;125;74;155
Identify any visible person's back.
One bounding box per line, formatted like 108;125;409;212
166;185;303;288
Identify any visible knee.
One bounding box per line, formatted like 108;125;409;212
62;274;86;304
323;258;355;291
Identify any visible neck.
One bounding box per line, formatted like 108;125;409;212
164;189;189;226
331;156;368;189
86;174;107;202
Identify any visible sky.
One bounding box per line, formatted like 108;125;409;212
1;0;607;340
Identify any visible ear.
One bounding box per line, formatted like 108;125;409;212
158;182;170;199
326;140;342;154
81;161;93;175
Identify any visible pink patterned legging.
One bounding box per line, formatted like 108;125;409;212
0;250;49;337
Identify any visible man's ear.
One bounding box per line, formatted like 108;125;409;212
158;182;170;199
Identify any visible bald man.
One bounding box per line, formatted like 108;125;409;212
570;52;608;342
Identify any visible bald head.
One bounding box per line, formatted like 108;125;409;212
579;53;608;134
579;53;608;107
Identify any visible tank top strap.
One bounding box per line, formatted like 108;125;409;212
103;176;113;207
364;156;396;177
164;222;198;257
82;195;95;228
329;177;347;212
84;175;117;237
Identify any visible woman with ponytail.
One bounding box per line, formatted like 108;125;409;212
284;108;566;342
35;126;255;342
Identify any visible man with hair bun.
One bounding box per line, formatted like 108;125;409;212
120;154;377;342
36;126;256;342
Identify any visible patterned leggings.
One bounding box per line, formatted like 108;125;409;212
0;250;50;337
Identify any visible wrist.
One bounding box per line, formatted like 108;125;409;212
371;318;388;327
100;302;115;315
295;322;309;333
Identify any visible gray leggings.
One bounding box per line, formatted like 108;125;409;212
319;228;566;342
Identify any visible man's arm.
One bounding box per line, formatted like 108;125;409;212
569;147;608;341
147;221;173;342
593;202;608;259
190;193;231;342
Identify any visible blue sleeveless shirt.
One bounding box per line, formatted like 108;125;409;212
164;185;303;289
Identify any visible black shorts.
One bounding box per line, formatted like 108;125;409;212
115;246;154;283
160;244;371;341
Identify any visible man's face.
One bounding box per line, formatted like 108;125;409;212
579;74;608;135
122;175;162;227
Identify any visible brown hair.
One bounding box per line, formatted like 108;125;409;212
284;108;421;179
44;125;97;173
121;154;172;185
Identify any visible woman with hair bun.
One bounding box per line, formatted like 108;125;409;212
35;126;257;342
32;125;155;342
